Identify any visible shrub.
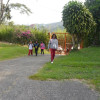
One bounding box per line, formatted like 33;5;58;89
0;25;15;42
15;30;33;44
0;25;49;47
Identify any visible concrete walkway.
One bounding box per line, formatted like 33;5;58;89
0;55;99;100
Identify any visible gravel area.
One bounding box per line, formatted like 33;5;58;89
0;54;99;100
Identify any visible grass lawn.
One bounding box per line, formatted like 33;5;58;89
29;47;100;92
0;42;49;61
0;42;28;61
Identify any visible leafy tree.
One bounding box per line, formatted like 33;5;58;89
0;0;32;24
85;0;100;45
62;1;96;49
8;21;14;26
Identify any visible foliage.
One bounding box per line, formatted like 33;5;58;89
15;30;33;44
62;1;96;49
0;0;32;24
30;27;49;47
83;33;95;47
0;25;49;47
85;0;100;45
53;27;66;33
10;3;32;15
8;21;14;26
29;47;100;92
0;25;15;43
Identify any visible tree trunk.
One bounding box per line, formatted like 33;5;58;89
76;35;80;50
0;0;10;25
72;34;75;49
0;0;3;24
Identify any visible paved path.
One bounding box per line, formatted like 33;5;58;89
0;55;99;100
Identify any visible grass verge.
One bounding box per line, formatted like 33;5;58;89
0;42;28;61
29;47;100;92
0;42;49;61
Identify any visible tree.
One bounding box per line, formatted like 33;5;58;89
0;0;32;24
62;1;96;49
85;0;100;45
8;21;14;26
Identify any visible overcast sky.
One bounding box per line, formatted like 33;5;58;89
7;0;85;25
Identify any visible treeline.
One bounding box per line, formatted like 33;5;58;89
0;25;49;46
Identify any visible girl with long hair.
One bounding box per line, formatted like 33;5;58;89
48;34;58;63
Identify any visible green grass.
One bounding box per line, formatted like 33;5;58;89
0;42;49;61
0;42;28;61
29;47;100;92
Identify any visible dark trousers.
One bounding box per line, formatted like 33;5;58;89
35;48;38;56
41;49;44;54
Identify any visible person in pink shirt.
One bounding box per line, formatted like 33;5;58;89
40;41;45;55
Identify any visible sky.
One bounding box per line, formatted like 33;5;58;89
7;0;85;25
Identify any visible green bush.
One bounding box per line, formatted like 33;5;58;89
0;25;49;47
0;25;15;42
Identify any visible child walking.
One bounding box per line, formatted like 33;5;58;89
40;41;45;55
28;41;33;56
34;41;39;56
48;34;58;63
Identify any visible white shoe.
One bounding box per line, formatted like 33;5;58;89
51;61;53;64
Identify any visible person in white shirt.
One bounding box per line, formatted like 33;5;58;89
28;41;33;56
48;34;58;63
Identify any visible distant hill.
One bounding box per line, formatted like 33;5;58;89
44;22;65;32
31;22;65;32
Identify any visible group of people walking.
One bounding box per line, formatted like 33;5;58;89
28;34;58;64
28;41;45;56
